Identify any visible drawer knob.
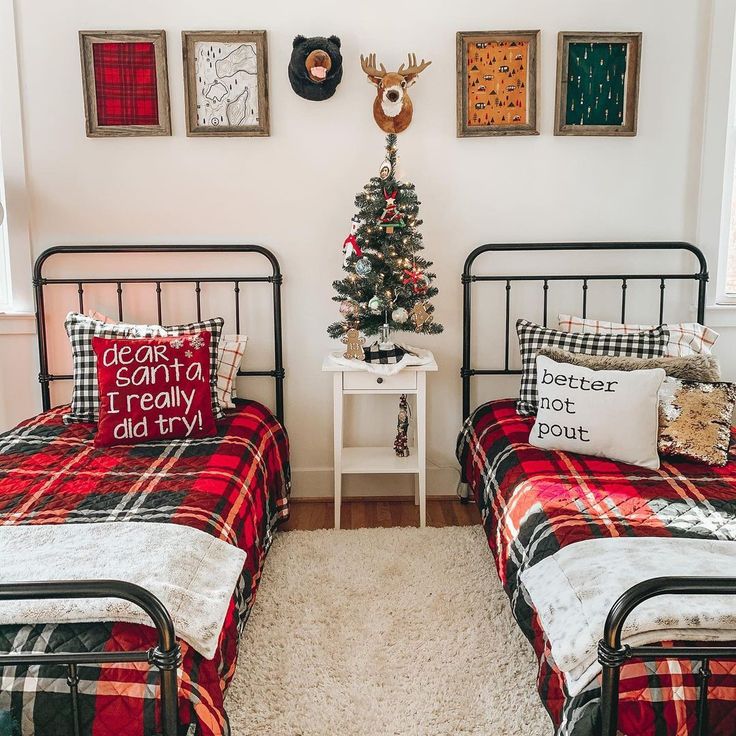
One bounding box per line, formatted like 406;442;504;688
376;377;384;384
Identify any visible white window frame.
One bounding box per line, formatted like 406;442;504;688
0;0;33;317
715;8;736;306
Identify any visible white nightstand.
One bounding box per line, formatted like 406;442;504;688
322;356;438;529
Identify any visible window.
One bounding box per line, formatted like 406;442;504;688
0;169;12;310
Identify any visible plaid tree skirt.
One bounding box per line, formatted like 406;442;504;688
457;399;736;736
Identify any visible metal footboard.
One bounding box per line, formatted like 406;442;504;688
598;576;736;736
0;580;181;736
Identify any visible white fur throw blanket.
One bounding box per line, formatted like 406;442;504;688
0;522;246;659
520;537;736;697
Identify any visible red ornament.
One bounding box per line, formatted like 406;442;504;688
402;266;428;294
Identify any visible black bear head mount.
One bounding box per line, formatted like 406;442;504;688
288;35;343;101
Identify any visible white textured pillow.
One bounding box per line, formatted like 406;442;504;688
557;314;718;357
529;355;666;469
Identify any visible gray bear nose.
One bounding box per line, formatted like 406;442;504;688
386;90;399;102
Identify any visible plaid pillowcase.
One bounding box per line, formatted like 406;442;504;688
87;310;244;412
65;313;225;423
64;313;165;423
152;319;224;419
558;314;719;357
216;335;248;409
516;319;669;416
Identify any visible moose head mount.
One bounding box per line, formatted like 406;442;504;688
360;53;431;134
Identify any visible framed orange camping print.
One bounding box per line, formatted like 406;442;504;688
456;30;539;137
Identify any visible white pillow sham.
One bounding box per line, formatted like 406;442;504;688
557;314;718;357
529;355;665;469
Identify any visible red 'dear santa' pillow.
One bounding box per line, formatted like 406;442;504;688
92;333;217;447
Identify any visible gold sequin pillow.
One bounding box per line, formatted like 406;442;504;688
658;378;736;466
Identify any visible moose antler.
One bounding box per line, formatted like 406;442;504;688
397;54;432;83
360;53;387;84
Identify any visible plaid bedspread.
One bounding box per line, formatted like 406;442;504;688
0;400;290;736
457;399;736;736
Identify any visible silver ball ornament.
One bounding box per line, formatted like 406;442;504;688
368;296;382;314
392;307;409;324
355;257;372;276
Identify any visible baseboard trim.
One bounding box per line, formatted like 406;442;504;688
290;465;460;500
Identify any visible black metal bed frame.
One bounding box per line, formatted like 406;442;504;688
34;243;285;422
460;242;736;735
0;243;286;736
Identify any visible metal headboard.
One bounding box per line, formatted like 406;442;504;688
33;244;285;423
461;242;708;420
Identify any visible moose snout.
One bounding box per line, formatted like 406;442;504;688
386;89;400;103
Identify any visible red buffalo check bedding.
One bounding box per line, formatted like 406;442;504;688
0;400;290;736
457;399;736;736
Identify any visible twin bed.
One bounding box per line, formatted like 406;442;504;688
0;245;289;736
457;243;736;736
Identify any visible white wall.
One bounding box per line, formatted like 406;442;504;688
3;0;718;495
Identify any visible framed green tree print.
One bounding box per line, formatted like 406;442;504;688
554;32;641;136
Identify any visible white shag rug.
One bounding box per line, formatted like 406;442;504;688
226;526;553;736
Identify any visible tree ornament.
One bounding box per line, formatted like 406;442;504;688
401;265;427;293
378;189;405;234
368;295;383;314
391;307;409;324
409;302;433;332
339;300;357;316
341;328;365;360
342;216;363;266
379;158;392;180
355;257;372;276
393;394;410;458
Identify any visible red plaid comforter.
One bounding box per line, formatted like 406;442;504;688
0;400;290;736
457;399;736;736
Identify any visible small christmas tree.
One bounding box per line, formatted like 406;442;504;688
328;133;443;341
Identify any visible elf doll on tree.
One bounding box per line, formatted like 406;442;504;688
328;133;442;345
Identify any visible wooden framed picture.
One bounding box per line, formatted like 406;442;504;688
456;30;539;137
79;30;171;137
182;30;270;137
554;32;642;136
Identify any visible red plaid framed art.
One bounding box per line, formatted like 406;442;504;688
79;30;171;137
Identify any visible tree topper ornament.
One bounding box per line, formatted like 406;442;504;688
342;216;362;266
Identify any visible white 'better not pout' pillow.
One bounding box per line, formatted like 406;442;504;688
530;355;666;470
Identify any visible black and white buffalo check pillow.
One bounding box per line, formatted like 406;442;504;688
64;313;224;424
515;319;669;416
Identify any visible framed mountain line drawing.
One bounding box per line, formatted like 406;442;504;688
456;30;539;137
79;30;171;137
554;32;642;136
182;30;270;137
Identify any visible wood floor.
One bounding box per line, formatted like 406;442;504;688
282;497;479;531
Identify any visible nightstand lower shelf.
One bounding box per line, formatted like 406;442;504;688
341;447;419;474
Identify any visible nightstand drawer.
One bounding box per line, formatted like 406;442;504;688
343;371;417;391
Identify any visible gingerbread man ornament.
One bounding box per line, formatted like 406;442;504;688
341;328;365;360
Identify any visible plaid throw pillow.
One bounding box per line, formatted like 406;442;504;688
64;313;225;423
216;335;248;408
87;311;245;411
515;319;669;416
558;314;718;357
